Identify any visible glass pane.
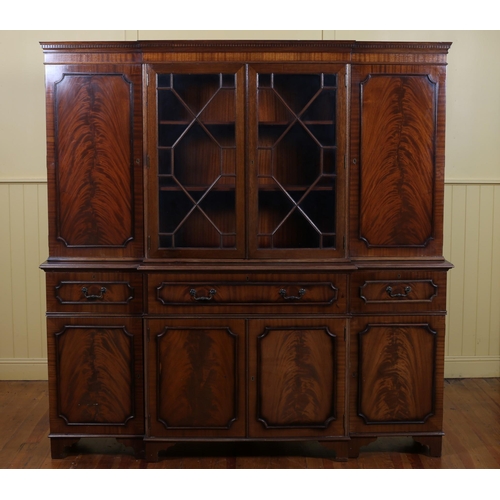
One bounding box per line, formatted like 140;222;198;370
273;74;321;114
173;74;220;114
200;186;236;234
156;72;237;250
258;189;295;236
273;210;321;249
158;89;192;122
172;123;221;187
275;123;321;186
158;148;172;175
299;177;336;233
256;72;338;250
159;187;193;234
174;209;221;248
200;89;236;123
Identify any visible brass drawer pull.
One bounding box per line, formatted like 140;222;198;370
189;288;217;301
385;285;411;298
279;288;306;301
81;286;107;300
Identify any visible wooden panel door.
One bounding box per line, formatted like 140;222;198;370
248;64;348;259
146;64;246;259
350;316;445;434
147;318;245;438
350;65;447;258
47;317;144;435
249;318;346;438
44;64;143;259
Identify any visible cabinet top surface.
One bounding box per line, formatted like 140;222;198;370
40;40;451;65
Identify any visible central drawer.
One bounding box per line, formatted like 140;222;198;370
147;272;347;314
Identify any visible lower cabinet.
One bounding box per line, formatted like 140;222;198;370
349;315;445;436
147;318;246;438
45;313;445;459
46;317;145;436
146;317;346;458
248;318;346;438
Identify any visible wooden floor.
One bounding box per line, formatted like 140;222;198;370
0;378;498;469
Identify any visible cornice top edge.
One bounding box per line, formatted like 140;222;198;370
40;41;141;51
39;40;452;53
352;41;452;51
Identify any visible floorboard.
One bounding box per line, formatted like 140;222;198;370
0;379;498;469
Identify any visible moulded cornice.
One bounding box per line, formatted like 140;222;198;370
40;40;452;53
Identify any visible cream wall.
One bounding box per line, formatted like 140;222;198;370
0;30;498;379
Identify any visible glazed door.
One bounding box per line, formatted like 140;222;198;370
47;317;144;435
248;318;346;438
146;64;246;259
349;65;447;258
248;64;348;259
147;318;245;438
44;64;144;259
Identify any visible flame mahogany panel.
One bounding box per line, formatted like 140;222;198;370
360;75;436;248
350;316;445;434
47;317;144;435
147;319;245;438
259;327;336;426
350;65;447;257
46;64;143;258
248;318;346;438
56;73;132;246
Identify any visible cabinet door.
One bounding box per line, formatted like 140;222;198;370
47;317;144;435
147;318;245;438
248;64;347;259
350;65;447;258
45;64;143;258
249;318;346;438
350;316;445;434
146;64;246;259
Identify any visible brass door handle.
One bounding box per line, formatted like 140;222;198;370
81;286;107;300
189;288;217;301
385;285;411;298
279;288;306;300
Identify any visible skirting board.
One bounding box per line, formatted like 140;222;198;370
0;356;498;380
0;359;48;380
444;356;500;378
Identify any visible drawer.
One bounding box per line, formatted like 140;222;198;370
148;273;347;314
350;271;447;313
46;272;143;314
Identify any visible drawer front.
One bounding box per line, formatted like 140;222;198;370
46;272;143;314
148;273;347;314
350;271;447;313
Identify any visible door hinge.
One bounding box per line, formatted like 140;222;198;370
344;73;348;87
146;72;149;87
147;235;151;251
